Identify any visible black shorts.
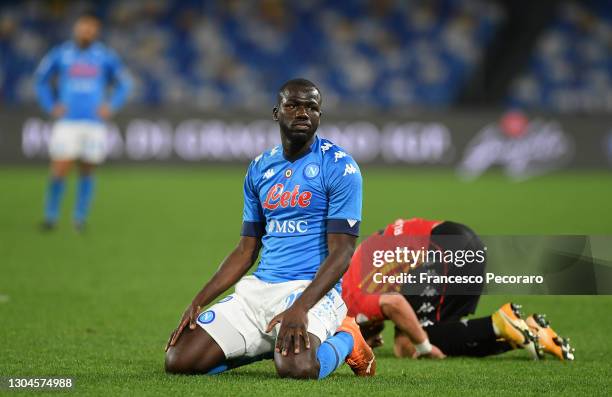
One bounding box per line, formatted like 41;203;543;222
403;221;486;326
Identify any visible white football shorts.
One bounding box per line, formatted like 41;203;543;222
196;275;347;359
48;120;107;164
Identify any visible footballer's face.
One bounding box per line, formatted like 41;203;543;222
73;17;100;47
274;85;322;146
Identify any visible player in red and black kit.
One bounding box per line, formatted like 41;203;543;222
342;218;575;361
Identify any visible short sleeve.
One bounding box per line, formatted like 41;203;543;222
325;155;362;236
241;161;265;237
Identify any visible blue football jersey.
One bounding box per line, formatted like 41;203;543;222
241;135;362;288
35;41;131;121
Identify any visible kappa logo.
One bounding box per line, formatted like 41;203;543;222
263;168;275;180
420;318;435;327
420;286;437;297
334;151;347;162
254;154;263;163
343;163;358;176
321;142;333;153
417;302;435;314
263;183;312;210
270;146;279;156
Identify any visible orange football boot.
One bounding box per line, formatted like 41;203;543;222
491;303;540;360
526;314;575;361
337;317;376;376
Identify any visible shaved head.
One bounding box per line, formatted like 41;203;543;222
277;78;321;106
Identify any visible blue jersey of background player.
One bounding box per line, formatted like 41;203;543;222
165;79;376;379
35;12;131;232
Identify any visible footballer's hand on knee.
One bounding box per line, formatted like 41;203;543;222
266;305;310;356
165;303;201;351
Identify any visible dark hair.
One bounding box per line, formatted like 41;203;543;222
77;11;101;23
431;221;484;253
277;78;321;104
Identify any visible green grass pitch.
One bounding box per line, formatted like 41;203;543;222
1;166;611;396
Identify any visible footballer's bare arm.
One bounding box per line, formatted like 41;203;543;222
166;236;262;350
266;233;356;355
293;233;356;310
379;294;445;359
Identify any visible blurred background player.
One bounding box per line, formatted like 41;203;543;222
343;218;575;361
35;12;131;231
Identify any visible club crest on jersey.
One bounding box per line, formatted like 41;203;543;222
263;183;312;210
304;163;320;179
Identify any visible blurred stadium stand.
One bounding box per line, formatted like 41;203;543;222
508;0;612;113
0;0;502;110
0;0;609;112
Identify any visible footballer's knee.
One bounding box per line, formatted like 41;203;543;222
164;328;226;374
78;162;96;175
51;160;72;178
164;348;192;374
380;294;405;319
164;347;221;375
274;355;319;379
274;333;321;379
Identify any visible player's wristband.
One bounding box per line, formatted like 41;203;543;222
414;339;433;356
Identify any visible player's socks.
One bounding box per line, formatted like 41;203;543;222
44;177;66;223
425;317;512;357
74;174;95;223
316;331;354;379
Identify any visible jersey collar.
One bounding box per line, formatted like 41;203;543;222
282;135;319;163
